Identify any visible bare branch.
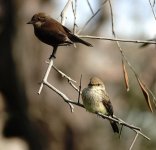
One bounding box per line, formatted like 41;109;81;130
45;80;74;112
52;65;76;83
60;0;73;25
77;0;108;34
149;0;156;21
100;113;140;131
69;80;81;93
129;133;139;150
153;0;156;7
86;0;94;15
78;35;156;45
52;65;80;93
78;74;82;103
108;0;156;111
38;59;54;94
71;0;78;34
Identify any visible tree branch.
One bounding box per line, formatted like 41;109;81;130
78;35;156;45
38;59;150;141
60;0;73;25
77;0;108;34
129;133;139;150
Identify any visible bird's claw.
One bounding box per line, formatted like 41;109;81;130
49;54;56;60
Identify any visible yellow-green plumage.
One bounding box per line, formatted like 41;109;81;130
82;86;108;115
81;77;119;133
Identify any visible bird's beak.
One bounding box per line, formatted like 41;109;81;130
27;20;34;24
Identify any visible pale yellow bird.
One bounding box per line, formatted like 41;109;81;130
82;77;119;133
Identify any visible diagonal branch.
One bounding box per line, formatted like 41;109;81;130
38;58;54;94
52;65;76;83
77;0;108;34
52;65;80;92
149;0;156;21
129;133;139;150
86;0;94;15
43;80;75;112
60;0;73;25
71;0;78;34
108;0;156;110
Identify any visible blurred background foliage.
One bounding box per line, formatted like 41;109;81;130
0;0;156;150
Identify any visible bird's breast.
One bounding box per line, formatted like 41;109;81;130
34;26;66;46
82;87;107;114
34;27;53;46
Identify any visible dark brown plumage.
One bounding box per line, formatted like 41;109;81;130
27;12;93;59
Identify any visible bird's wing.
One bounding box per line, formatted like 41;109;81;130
41;19;69;40
101;90;114;116
62;25;72;34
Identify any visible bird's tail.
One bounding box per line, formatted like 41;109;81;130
69;34;93;47
110;121;119;133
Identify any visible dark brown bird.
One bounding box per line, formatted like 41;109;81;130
27;12;93;59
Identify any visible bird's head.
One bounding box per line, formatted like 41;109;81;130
27;12;48;27
88;77;105;89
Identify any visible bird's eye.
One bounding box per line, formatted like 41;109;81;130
97;84;100;86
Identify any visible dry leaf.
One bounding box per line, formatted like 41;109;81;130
137;79;153;112
122;59;129;91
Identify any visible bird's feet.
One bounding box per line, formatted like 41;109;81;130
49;54;56;60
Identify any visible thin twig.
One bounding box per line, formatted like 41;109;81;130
78;35;156;44
86;0;94;15
38;59;54;94
115;116;150;140
72;0;78;34
107;0;151;145
52;65;81;93
77;0;108;34
78;74;82;103
149;0;156;21
108;0;139;77
108;0;156;110
69;81;81;93
38;60;75;112
60;0;73;25
45;81;74;112
97;112;149;140
112;116;139;130
52;65;76;83
153;0;156;7
71;0;78;47
129;133;139;150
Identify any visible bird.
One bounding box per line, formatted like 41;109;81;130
27;12;93;59
81;77;119;133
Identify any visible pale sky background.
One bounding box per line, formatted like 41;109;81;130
51;0;156;38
